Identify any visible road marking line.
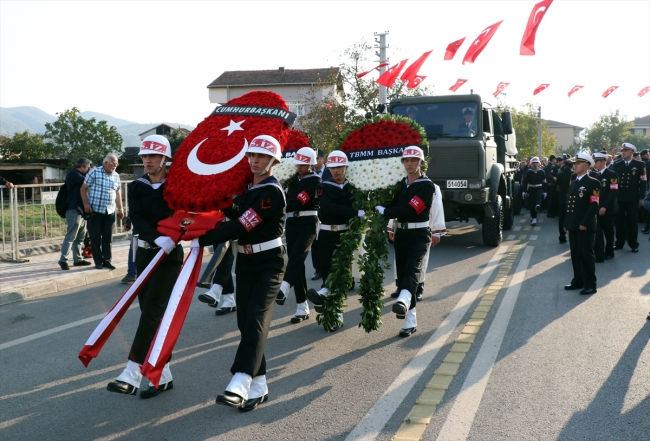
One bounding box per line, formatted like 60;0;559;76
534;226;541;231
344;246;509;441
391;246;525;441
530;235;538;240
436;246;533;441
523;226;531;231
0;304;139;351
505;235;515;240
513;226;521;231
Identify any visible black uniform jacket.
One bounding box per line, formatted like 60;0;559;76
199;176;286;247
286;172;321;216
384;175;434;223
589;168;619;214
556;167;573;204
316;179;358;225
522;168;547;191
128;175;174;246
564;174;600;232
612;158;647;202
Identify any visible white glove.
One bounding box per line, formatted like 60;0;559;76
190;238;201;248
358;210;365;219
154;236;176;254
522;192;527;198
543;192;547;199
375;205;385;215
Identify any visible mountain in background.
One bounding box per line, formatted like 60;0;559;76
0;106;193;147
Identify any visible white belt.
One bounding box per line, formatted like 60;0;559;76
395;221;429;230
237;237;283;255
291;210;318;217
320;223;349;232
137;239;160;249
528;184;543;187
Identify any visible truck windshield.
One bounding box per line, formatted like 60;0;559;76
392;102;479;138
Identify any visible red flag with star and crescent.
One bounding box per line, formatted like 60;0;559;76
401;50;433;88
376;59;409;88
493;82;510;97
449;79;468;92
639;86;650;97
463;20;504;64
356;63;389;79
568;85;583;97
444;37;465;60
533;84;550;95
521;0;553;55
602;86;619;98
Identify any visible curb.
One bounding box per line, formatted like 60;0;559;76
0;233;130;262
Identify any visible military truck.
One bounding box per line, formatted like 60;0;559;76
389;94;518;246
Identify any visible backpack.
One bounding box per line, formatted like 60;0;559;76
55;183;68;218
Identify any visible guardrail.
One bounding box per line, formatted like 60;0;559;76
1;182;132;260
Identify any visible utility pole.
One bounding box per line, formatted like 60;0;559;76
538;106;542;157
374;31;389;112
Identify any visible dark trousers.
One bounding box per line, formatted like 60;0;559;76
212;244;235;293
88;212;115;266
547;186;558;217
129;245;183;364
231;249;285;377
285;218;317;303
568;230;597;289
616;200;639;249
558;203;567;240
594;214;615;258
316;229;344;289
394;228;431;310
527;187;543;219
310;232;322;274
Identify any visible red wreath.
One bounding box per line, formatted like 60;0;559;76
286;129;311;152
339;119;423;152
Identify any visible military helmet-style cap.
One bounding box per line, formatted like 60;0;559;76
573;152;595;167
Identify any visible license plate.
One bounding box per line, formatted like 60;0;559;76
447;180;467;189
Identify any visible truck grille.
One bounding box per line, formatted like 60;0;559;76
429;147;479;179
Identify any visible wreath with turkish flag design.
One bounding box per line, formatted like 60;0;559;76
318;114;428;333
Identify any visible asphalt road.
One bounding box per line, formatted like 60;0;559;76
2;212;650;441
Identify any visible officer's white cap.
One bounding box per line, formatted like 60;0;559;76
530;156;540;163
621;142;637;152
592;152;607;160
574;152;595;167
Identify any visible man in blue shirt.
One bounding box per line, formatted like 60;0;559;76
58;158;92;270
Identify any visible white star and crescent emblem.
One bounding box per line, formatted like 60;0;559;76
475;28;490;45
220;119;245;136
187;138;249;176
533;6;546;25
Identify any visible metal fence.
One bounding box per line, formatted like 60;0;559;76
1;181;132;260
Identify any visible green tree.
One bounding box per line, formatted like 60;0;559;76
44;107;123;165
506;103;556;159
0;131;52;161
166;128;188;157
622;133;650;153
298;40;435;153
582;109;632;154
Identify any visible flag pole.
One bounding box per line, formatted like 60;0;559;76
374;31;389;113
538;106;542;156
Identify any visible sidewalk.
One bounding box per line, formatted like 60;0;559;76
0;237;211;306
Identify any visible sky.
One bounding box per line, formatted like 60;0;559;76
1;0;649;131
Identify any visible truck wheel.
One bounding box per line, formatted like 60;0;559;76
512;182;521;215
483;195;503;247
503;195;514;230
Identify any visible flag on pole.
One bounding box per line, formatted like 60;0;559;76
462;20;504;64
493;82;510;97
567;85;583;97
449;79;468;92
533;84;550;95
401;50;433;87
407;76;427;89
521;0;553;55
444;38;465;60
602;86;619;98
639;86;650;97
356;63;389;79
376;59;409;88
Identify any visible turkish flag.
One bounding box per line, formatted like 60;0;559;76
567;85;583;97
376;59;409;88
521;0;553;55
533;84;550;95
493;82;510;97
639;86;650;97
401;50;433;86
356;63;389;79
463;20;504;64
449;79;468;92
602;86;619;98
407;76;427;89
444;37;465;60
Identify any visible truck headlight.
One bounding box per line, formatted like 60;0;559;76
464;193;473;201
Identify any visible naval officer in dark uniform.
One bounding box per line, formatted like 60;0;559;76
590;152;618;261
197;135;287;412
556;157;574;243
564;153;600;295
107;135;182;399
613;142;647;253
522;156;547;225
